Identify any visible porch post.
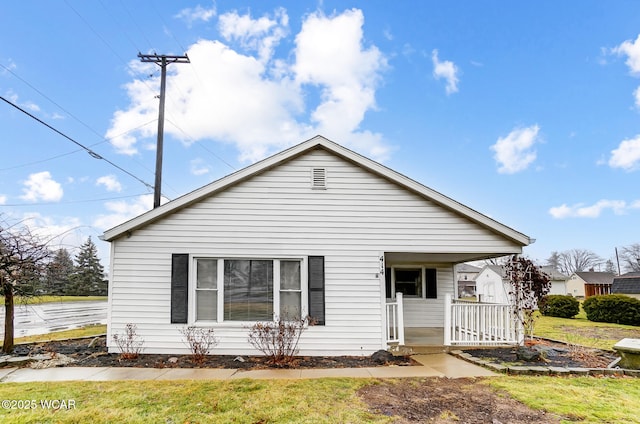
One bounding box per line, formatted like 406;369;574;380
396;292;405;346
444;294;452;346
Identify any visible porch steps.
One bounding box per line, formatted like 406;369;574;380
390;344;450;355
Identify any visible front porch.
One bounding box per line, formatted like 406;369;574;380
386;293;523;351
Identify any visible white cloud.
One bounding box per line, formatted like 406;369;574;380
431;49;459;94
106;7;389;163
0;195;6;205
549;199;631;219
219;8;288;62
293;9;389;157
20;171;63;202
190;158;210;176
490;125;540;174
93;194;155;231
96;175;123;192
613;34;640;75
6;91;40;112
175;2;216;26
609;135;640;171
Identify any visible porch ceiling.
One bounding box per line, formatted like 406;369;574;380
385;252;514;265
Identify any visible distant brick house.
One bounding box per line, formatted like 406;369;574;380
612;272;640;300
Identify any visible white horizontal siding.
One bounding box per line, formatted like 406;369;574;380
108;148;522;355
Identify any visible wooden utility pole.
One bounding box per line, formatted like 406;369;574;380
138;53;190;208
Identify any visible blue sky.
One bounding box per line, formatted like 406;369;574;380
1;1;639;268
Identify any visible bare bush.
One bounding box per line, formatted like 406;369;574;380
112;323;144;360
247;315;315;365
180;326;217;364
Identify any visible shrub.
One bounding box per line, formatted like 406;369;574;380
247;315;315;365
112;323;144;360
539;295;580;318
583;294;640;326
180;326;217;364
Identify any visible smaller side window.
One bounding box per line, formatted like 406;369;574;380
280;260;302;319
196;259;218;321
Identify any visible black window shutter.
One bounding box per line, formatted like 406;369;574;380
308;256;325;325
385;267;392;298
171;254;189;323
425;268;437;299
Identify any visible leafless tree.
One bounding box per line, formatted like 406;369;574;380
619;243;640;273
0;219;50;353
556;249;603;276
505;256;550;341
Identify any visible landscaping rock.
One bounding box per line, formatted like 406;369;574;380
371;350;395;364
167;357;179;364
515;347;541;362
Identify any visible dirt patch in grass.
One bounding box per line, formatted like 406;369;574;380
560;325;639;341
10;336;416;369
359;377;562;423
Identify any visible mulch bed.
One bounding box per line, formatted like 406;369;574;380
462;338;618;369
12;336;416;369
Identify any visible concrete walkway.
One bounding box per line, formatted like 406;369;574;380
0;354;495;383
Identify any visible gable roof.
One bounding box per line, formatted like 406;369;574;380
575;271;615;285
102;135;532;244
540;266;568;281
612;272;640;294
456;263;482;273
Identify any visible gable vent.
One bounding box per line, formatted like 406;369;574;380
311;167;327;189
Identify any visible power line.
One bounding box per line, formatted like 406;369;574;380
0;95;157;193
0;193;149;207
0;119;156;172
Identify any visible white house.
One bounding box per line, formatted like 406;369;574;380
102;136;531;356
475;265;510;304
455;263;482;298
540;266;568;295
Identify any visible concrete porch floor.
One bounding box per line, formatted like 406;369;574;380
405;327;444;346
389;327;448;355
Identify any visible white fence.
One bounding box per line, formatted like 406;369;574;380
385;292;405;345
444;294;522;346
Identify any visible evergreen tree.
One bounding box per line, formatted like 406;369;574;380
44;248;75;295
546;251;561;271
69;237;107;296
604;259;618;275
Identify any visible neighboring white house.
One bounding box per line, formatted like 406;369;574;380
455;263;482;298
540;266;568;295
102;136;531;356
475;265;510;304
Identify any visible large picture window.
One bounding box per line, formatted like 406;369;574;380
194;258;303;322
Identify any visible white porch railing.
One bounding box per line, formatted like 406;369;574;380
444;294;523;346
385;292;405;345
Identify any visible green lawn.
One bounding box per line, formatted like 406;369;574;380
487;376;640;424
534;307;640;350
15;324;107;345
0;377;638;423
3;295;107;305
0;379;389;424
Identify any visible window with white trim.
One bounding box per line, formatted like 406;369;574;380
194;258;303;322
387;266;437;299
